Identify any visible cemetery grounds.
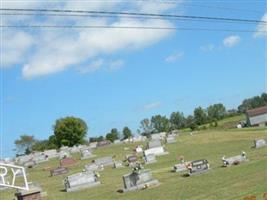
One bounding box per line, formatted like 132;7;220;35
1;127;267;200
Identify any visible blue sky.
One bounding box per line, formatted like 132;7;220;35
1;0;267;157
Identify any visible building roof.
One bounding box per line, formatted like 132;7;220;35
247;106;267;118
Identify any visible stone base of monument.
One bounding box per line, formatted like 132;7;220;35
15;182;46;200
223;155;248;167
64;171;101;192
172;163;188;173
253;139;267;149
122;169;160;192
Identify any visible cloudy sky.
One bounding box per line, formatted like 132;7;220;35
1;0;266;157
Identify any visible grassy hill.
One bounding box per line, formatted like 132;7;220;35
1;127;267;200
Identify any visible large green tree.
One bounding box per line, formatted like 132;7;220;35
170;111;186;130
207;103;226;121
151;115;170;133
194;106;208;125
122;126;132;139
53;116;88;147
14;135;36;155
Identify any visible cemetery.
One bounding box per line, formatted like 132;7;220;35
1;127;267;200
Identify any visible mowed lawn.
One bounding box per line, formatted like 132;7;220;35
1;128;267;200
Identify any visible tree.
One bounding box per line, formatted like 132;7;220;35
207;103;226;121
106;128;119;142
194;106;207;125
122;126;132;139
170;111;186;130
238;93;267;113
14;135;36;155
139;118;154;136
31;138;57;152
53;116;88;147
151;115;170;133
89;136;104;143
186;115;198;131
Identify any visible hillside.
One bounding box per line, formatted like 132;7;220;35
1;126;267;200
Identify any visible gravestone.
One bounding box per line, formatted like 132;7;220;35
44;149;58;159
113;139;122;144
50;167;69;176
127;155;138;163
122;169;160;192
80;148;95;160
16;155;33;166
59;151;70;160
64;171;101;192
24;160;36;168
166;135;176;144
254;139;267;148
33;154;48;164
135;146;143;153
113;160;124;168
97;140;111;147
94;156;113;167
89;142;98;149
147;140;162;149
144;146;168;157
60;158;77;167
144;154;157;164
69;146;81;154
15;182;46;200
84;163;104;172
172;162;189;173
187;159;210;175
222;155;247;167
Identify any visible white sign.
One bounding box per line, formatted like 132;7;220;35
0;163;29;190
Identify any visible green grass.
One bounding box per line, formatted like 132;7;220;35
1;127;267;200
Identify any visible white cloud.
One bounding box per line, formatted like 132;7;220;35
109;60;124;71
2;31;34;67
254;13;267;38
200;44;215;52
223;35;241;47
165;51;184;62
78;59;104;74
143;102;162;111
1;1;181;78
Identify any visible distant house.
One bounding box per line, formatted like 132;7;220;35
246;106;267;127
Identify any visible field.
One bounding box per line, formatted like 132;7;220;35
1;127;267;200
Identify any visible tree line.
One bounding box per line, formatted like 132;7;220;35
14;93;266;156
